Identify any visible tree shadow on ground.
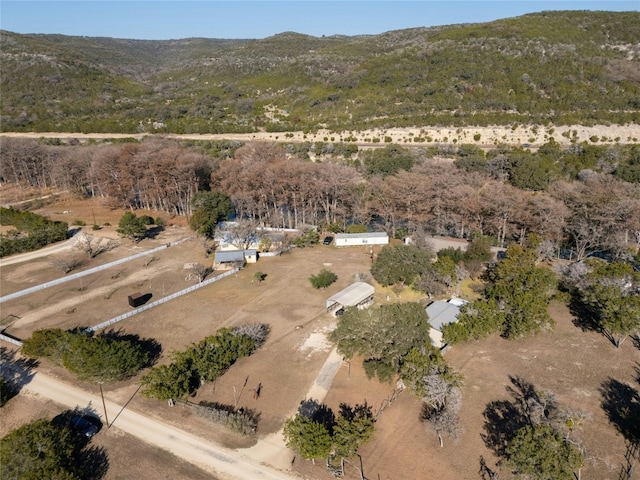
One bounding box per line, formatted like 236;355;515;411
100;328;162;367
599;376;640;447
145;225;165;239
78;445;110;480
0;346;39;402
481;376;554;459
52;408;109;480
298;398;336;435
568;292;601;333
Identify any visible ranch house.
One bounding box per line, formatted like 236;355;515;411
425;298;467;349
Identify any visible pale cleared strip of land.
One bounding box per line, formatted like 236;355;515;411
1;124;639;146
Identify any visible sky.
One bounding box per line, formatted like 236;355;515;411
1;1;638;40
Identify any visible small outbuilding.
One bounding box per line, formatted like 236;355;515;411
425;298;467;349
334;232;389;247
326;282;375;315
213;249;257;270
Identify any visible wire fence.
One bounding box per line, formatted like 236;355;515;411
0;267;240;346
0;237;193;304
86;267;239;333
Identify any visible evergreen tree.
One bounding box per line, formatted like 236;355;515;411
506;425;583;480
116;211;147;241
0;419;81;480
283;415;333;462
309;269;338;289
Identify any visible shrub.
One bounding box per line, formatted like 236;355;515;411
310;269;338;289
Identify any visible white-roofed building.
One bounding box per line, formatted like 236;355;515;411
334;232;389;247
326;282;375;316
425;298;467;349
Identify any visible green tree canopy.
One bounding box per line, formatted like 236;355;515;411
362;145;414;177
579;261;640;347
443;237;557;344
332;403;375;462
188;190;233;238
21;328;152;383
329;302;431;382
463;235;494;263
140;358;197;401
116;211;147;241
140;327;261;401
61;333;150;382
283;415;333;461
505;425;583;480
309;269;338;289
371;244;434;287
0;419;81;480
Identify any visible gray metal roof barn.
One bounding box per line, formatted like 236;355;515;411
326;282;375;311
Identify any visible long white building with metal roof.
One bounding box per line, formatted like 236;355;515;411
326;282;375;315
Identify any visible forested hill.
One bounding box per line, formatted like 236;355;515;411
1;10;639;134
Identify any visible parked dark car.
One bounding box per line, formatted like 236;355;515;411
71;415;100;438
323;236;333;245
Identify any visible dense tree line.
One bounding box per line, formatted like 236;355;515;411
0;207;68;257
1;137;639;259
141;325;268;401
21;328;157;383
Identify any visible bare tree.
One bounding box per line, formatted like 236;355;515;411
422;385;462;447
232;323;270;348
226;220;259;250
51;254;86;274
421;370;463;447
192;263;211;283
74;232;119;258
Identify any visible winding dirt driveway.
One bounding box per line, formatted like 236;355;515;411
18;370;298;480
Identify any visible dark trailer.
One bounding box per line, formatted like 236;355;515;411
128;292;145;308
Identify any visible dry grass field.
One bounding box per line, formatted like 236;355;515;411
1;195;639;480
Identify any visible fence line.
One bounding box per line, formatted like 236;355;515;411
258;247;290;257
0;333;22;346
0;237;193;304
86;267;240;333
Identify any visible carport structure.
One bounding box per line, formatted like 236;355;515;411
326;282;375;315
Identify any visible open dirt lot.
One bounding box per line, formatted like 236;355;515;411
2;196;639;480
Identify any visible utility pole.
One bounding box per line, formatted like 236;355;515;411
99;383;110;428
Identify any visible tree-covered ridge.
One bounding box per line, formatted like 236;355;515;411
1;10;639;133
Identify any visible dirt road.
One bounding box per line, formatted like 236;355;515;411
18;370;299;480
0;238;74;267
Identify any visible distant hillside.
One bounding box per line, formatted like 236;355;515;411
1;10;639;134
